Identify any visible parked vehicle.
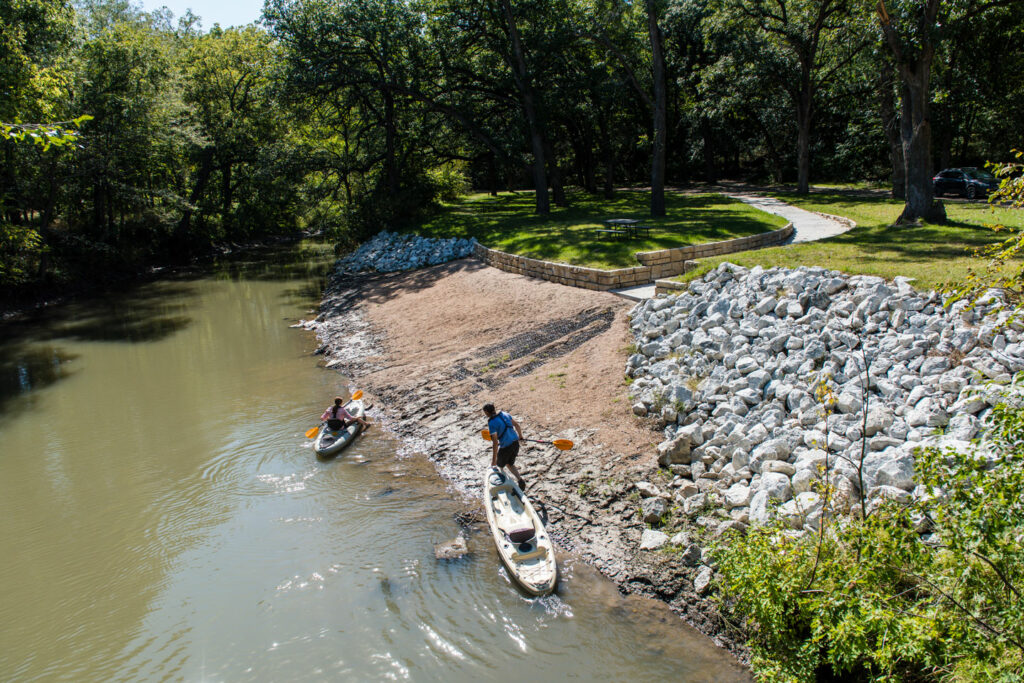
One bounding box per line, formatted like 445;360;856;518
933;167;999;199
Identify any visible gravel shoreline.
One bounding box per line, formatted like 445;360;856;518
307;262;752;663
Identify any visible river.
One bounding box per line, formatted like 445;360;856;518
0;242;747;681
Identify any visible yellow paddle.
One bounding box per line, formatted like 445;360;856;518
480;429;573;451
306;391;365;438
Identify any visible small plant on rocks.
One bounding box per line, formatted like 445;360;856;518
713;376;1024;682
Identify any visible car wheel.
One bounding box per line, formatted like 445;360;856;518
967;185;977;200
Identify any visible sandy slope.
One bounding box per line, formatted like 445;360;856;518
313;257;750;665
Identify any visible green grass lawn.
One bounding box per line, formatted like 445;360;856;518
411;190;788;269
677;190;1024;291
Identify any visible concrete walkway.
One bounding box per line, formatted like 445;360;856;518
608;192;853;301
726;192;853;243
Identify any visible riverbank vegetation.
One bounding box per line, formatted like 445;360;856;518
4;0;1024;306
713;378;1024;682
415;191;787;269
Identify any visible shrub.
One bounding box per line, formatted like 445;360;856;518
0;223;44;285
714;377;1024;682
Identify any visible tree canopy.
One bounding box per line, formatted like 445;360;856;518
2;0;1022;292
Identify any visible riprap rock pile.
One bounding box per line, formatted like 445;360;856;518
337;231;476;273
627;262;1022;537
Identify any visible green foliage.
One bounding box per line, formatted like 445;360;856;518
944;151;1024;315
1;0;1022;299
0;223;43;283
714;379;1024;681
0;116;92;150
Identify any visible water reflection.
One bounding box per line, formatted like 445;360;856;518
1;283;196;345
210;242;334;283
0;344;78;414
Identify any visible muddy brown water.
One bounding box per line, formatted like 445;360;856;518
0;243;748;681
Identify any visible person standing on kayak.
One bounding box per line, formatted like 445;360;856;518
321;397;371;431
483;403;526;489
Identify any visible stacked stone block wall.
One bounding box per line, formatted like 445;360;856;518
472;223;793;291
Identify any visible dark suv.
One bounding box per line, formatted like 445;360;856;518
933;167;999;199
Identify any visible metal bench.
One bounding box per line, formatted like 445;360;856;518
594;228;628;238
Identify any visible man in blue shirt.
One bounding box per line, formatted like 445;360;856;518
483;403;526;489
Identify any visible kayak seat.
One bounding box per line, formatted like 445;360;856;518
507;527;536;544
510;544;547;561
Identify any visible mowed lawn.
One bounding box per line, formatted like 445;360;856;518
412;190;788;269
678;190;1024;291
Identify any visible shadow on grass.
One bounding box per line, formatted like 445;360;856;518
417;190;785;268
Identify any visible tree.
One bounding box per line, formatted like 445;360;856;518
646;0;668;215
178;26;287;247
724;0;870;194
876;0;1015;224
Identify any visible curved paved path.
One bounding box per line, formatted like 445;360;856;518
725;192;853;243
611;192;854;301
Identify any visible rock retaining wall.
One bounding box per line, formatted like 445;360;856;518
472;223;793;290
626;261;1023;545
338;231;477;273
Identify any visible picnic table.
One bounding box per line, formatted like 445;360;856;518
595;218;651;239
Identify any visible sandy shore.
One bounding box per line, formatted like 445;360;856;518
313;258;748;661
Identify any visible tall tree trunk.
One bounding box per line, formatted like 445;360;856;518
572;130;597;193
92;183;105;239
545;141;567;207
40;159;58;229
647;0;667;216
487;153;499;196
701;117;717;184
796;84;812;194
937;52;956;170
3;141;19;224
604;153;615;199
598;112;615;199
878;0;945;224
501;0;549;215
878;59;905;198
176;147;214;252
957;108;975;161
550;169;566;206
938;124;952;171
896;56;944;223
383;89;398;200
222;161;233;229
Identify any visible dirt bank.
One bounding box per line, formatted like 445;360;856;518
312;257;748;661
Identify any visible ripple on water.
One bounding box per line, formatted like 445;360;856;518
255;469;317;495
419;623;467;661
369;651;411;681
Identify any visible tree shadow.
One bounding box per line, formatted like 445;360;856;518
0;344;80;416
2;283;196;345
327;259;491;310
418;191;781;268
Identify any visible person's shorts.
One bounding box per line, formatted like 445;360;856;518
326;418;346;430
496;441;520;467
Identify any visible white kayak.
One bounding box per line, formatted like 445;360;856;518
483;467;557;596
313;400;366;457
